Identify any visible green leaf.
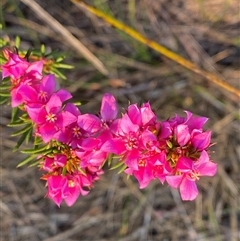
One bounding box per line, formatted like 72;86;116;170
1;77;10;84
53;63;74;69
40;44;46;55
21;144;49;154
8;120;26;127
117;164;127;174
11;107;19;123
11;124;32;137
166;140;173;149
17;155;37;168
78;167;86;176
0;92;11;97
13;128;32;150
56;56;64;62
73;101;88;106
0;85;11;91
0;55;7;63
110;160;124;170
0;96;8;105
29;158;42;167
25;128;33;145
19;113;29;121
49;67;66;79
62;167;67;176
34;137;43;145
24;48;32;60
15;36;21;48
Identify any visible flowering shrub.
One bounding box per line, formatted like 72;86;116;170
0;48;217;206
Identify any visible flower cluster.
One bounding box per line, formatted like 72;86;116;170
1;48;217;206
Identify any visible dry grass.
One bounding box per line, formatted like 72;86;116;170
1;0;240;240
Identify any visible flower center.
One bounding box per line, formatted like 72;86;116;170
68;180;75;187
39;90;48;102
46;113;57;123
72;126;81;138
125;134;138;150
188;171;200;181
138;159;146;167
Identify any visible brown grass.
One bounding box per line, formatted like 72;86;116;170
1;0;239;240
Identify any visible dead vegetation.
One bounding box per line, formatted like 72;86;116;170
0;0;239;240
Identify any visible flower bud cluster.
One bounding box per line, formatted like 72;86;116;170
1;49;217;206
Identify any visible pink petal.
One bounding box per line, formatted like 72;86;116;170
18;85;38;103
26;61;43;79
49;191;63;207
179;177;198;201
64;186;81;207
166;175;183;189
64;103;81;116
47;175;67;191
80;137;100;150
26;104;46;124
125;149;139;170
159;121;172;139
78;114;101;133
192;131;211;151
46;94;63;112
11;88;24;107
100;93;118;121
196;150;209;164
89;150;107;166
140;103;156;125
41;74;56;94
54;154;67;167
177;157;193;173
134;166;153;189
127;104;142;126
56;89;72;102
39;123;58;143
120;114;139;134
195;152;217;177
175;124;190;146
101;138;125;155
57;111;77;128
184;111;208;131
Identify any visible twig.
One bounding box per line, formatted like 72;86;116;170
72;0;240;98
20;0;109;76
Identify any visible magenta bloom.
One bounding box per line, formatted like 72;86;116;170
102;103;158;174
1;49;219;206
26;93;76;143
56;103;84;147
47;173;92;207
166;151;217;200
2;49;30;80
127;102;156;128
125;151;171;189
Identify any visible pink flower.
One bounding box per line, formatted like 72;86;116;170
125;151;170;189
47;173;92;207
2;49;30;80
76;136;108;168
102;113;140;170
56;103;84;147
26;93;76;143
166;151;217;200
127;102;156;127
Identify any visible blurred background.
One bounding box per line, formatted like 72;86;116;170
0;0;239;240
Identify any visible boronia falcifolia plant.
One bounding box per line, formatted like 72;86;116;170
0;43;217;207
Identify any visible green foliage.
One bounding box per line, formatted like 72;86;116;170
0;36;74;80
